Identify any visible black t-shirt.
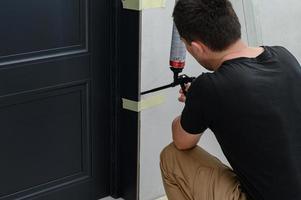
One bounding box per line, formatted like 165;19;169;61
181;46;301;200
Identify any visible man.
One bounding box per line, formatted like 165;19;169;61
160;0;301;200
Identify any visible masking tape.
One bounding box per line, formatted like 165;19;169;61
122;95;166;112
121;0;166;10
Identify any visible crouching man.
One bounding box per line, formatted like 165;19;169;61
160;0;301;200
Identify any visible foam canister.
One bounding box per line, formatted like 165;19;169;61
169;23;186;69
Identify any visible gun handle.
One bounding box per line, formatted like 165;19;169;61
180;83;187;96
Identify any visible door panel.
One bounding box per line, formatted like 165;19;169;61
0;0;87;65
0;84;90;199
0;0;109;199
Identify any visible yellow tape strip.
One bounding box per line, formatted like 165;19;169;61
122;95;166;112
121;0;166;10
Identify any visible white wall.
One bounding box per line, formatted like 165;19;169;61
139;0;301;199
252;0;301;61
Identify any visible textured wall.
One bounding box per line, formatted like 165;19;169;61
139;0;301;199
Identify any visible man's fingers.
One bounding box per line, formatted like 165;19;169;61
179;88;184;94
178;84;191;102
178;94;186;103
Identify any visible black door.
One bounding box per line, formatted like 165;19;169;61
0;0;110;199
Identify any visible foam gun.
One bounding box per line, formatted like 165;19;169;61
141;22;195;95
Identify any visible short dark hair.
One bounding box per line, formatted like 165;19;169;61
173;0;241;51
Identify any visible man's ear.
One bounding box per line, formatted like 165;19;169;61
191;41;205;54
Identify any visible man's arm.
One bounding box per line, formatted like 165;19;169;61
172;116;203;150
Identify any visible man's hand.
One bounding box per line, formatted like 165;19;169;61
178;83;191;103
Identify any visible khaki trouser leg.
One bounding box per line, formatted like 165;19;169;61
160;143;247;200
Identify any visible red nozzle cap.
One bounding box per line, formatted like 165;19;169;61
170;60;185;69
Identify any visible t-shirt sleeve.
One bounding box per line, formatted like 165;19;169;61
180;73;218;134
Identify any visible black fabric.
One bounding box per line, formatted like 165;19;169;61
181;46;301;200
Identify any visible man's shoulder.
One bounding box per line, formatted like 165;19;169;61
192;73;216;90
268;45;300;63
187;72;218;100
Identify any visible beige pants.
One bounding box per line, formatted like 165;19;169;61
160;143;247;200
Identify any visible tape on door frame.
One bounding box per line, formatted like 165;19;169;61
122;94;166;112
121;0;166;11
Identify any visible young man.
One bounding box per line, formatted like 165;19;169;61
160;0;301;200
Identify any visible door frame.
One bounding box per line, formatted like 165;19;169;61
108;0;141;199
90;0;113;198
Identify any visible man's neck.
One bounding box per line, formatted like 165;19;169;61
209;40;263;71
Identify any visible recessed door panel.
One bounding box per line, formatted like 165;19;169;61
0;0;87;64
0;86;89;199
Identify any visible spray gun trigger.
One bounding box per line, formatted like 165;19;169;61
174;74;195;95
